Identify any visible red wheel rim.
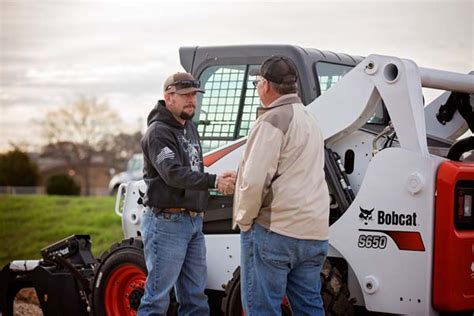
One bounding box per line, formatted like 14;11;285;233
104;264;146;316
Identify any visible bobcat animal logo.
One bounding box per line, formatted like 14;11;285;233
359;207;375;225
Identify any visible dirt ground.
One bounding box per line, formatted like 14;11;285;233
12;288;42;316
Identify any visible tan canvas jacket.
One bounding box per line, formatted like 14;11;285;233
233;93;329;240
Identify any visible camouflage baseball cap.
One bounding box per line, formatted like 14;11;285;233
163;72;205;94
251;56;298;84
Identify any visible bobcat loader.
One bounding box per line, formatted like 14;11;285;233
2;45;473;316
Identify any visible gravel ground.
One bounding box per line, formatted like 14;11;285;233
12;288;43;316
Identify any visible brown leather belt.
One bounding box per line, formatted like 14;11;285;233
152;207;203;218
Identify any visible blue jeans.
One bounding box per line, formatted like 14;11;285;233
240;223;328;316
137;208;209;316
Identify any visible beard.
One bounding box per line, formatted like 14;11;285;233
179;110;195;120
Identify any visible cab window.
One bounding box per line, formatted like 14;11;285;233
196;65;261;153
316;62;353;93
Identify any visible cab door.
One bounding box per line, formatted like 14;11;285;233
193;64;261;153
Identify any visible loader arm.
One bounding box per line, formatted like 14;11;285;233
308;54;474;157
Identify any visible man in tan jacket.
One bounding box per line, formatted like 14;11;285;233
233;56;330;315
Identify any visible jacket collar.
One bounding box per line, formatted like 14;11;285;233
147;100;186;129
257;94;301;118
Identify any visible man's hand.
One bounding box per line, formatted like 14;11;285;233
216;170;236;195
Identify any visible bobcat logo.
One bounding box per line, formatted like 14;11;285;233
359;207;375;225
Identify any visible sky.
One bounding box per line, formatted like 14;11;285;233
0;0;472;152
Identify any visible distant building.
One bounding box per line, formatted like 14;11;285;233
32;155;112;195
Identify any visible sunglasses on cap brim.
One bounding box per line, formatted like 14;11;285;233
166;80;201;91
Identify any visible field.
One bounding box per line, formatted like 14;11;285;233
0;195;123;266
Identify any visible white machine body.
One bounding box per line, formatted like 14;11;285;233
117;54;473;315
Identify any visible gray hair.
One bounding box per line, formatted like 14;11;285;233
269;81;298;94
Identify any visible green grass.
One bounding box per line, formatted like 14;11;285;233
0;195;123;266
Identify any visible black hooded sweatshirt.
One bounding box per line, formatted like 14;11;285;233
141;100;216;212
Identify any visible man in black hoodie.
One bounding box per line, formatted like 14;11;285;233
138;72;235;316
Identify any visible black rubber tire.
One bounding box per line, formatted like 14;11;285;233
221;267;292;315
447;136;474;161
221;268;243;316
222;261;354;316
91;238;177;316
321;259;354;316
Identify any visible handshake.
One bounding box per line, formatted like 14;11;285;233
216;171;237;196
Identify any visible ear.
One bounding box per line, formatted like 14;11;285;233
263;80;270;94
164;93;172;104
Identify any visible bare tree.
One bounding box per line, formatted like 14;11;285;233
39;96;123;195
99;131;143;171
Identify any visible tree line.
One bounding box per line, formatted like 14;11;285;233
1;97;143;195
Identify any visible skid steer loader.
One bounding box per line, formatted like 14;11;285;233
1;45;473;316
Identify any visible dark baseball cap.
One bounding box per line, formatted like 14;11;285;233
251;56;298;84
163;72;205;94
